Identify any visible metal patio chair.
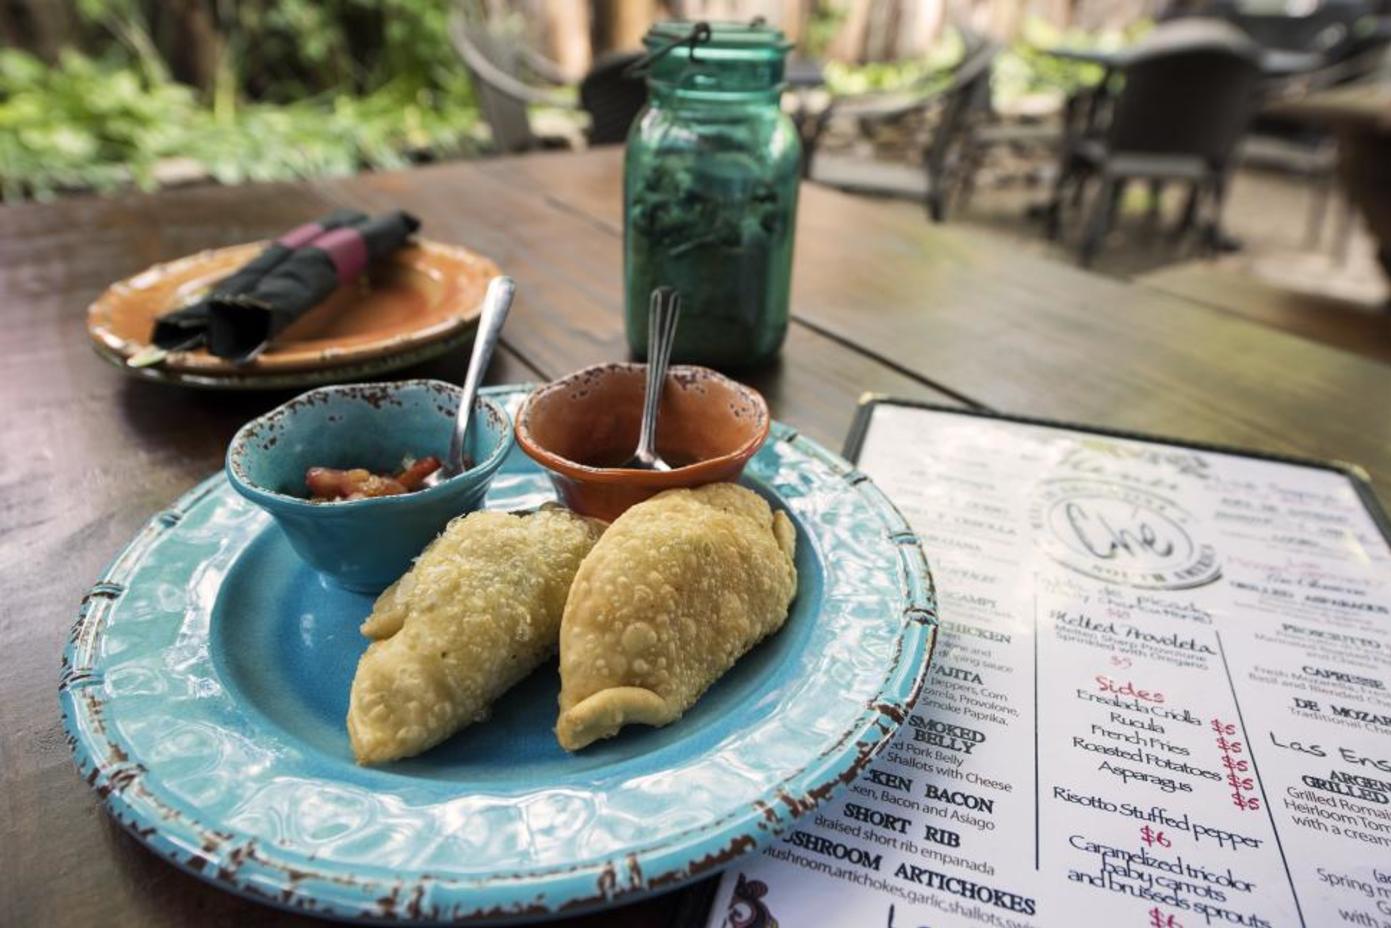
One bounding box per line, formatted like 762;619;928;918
1044;18;1263;265
801;30;1003;222
448;13;646;154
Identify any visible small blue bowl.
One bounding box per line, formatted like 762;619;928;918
226;380;512;592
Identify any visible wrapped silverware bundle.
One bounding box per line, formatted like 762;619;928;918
148;209;420;362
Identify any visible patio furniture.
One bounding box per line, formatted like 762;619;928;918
801;30;1003;221
785;57;826;90
1043;18;1263;264
1046;11;1390;254
9;147;1391;928
1269;80;1391;291
578;51;648;146
448;14;647;153
782;56;827;153
1203;0;1380;63
1214;0;1391;247
1247;11;1391;253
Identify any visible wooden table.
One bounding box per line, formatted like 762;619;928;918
4;147;1391;928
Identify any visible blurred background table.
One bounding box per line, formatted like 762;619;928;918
4;147;1391;928
1042;40;1322;76
1268;80;1391;287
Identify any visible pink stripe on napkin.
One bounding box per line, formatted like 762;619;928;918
276;221;325;249
312;228;369;283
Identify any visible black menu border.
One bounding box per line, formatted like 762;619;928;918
843;396;1391;549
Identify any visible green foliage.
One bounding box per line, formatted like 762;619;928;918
0;0;480;201
823;29;964;95
802;2;847;60
222;0;467;101
992;18;1153;104
0;48;187;199
819;18;1154;107
174;82;479;189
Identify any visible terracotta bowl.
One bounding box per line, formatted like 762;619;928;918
515;363;770;521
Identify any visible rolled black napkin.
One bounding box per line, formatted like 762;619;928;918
205;210;422;361
149;209;367;352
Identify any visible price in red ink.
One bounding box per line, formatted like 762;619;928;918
1139;825;1171;848
1147;906;1183;928
1211;717;1260;812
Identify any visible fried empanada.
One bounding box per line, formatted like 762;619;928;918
555;483;797;750
348;508;604;764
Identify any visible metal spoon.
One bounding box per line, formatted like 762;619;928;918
623;287;681;471
424;276;516;487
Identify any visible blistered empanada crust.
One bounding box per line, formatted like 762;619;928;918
348;508;603;764
556;483;797;750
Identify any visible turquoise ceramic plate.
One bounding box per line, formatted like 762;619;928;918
60;385;938;924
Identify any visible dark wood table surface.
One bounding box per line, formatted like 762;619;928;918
4;147;1391;928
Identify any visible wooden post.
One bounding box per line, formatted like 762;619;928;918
781;0;811;44
595;0;656;53
896;0;944;58
166;0;221;96
986;0;1027;42
827;0;870;62
862;0;901;61
10;0;76;63
542;0;592;80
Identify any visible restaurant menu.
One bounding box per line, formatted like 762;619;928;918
708;403;1391;928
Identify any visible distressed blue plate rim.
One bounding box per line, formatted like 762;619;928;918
59;384;938;925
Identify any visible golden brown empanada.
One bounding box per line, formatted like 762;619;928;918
555;483;797;750
348;508;603;764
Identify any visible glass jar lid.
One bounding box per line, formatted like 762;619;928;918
643;20;792;59
640;20;792;98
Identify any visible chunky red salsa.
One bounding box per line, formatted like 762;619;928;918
306;456;443;501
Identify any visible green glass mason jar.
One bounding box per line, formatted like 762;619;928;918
624;21;801;367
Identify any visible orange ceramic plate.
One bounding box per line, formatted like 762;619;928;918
87;239;499;388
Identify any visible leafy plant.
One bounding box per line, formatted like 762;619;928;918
823;28;964;95
802;1;847;60
0;48;185;199
818;18;1153;108
0;0;482;201
992;18;1150;104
